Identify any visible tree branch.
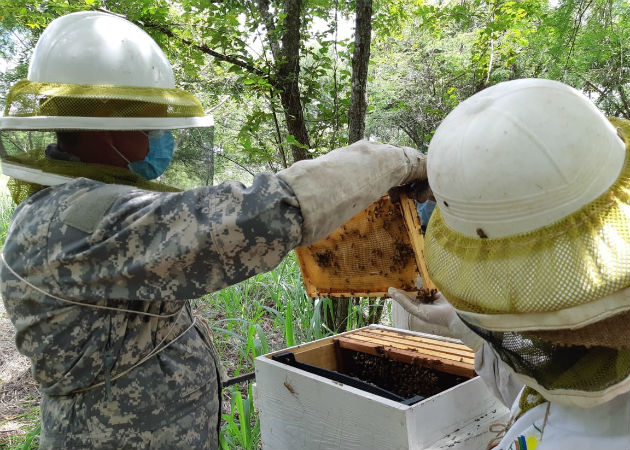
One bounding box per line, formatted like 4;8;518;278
563;0;595;77
256;0;281;60
2;134;27;153
583;79;626;116
398;123;422;149
94;8;267;78
0;133;9;158
215;153;257;176
141;21;267;78
268;88;289;168
616;85;630;119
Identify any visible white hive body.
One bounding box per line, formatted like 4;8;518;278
254;326;509;450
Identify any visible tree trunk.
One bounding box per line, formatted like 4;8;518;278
277;0;311;161
204;126;215;186
348;0;373;144
325;297;351;333
258;0;311;163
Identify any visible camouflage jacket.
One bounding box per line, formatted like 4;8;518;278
1;176;302;449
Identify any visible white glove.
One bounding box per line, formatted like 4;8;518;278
387;287;483;351
389;287;524;407
278;140;426;246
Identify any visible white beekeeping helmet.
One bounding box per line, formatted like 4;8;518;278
0;10;212;130
428;78;624;238
424;78;630;408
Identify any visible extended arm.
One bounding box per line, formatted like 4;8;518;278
5;140;426;301
389;288;523;407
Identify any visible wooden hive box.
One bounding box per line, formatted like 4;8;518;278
295;194;437;298
254;325;509;450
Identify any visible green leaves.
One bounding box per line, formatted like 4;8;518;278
246;323;270;361
220;384;260;450
284;301;295;347
2;0;627;188
284;134;309;150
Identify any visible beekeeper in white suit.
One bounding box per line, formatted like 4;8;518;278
390;78;630;450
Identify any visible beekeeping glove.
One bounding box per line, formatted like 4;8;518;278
278;140;426;246
389;287;524;407
387;288;483;351
387;180;433;204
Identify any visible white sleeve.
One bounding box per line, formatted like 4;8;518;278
474;342;525;407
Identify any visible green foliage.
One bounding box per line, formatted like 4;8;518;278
204;253;331;364
366;0;629;150
0;0;355;168
0;191;16;247
16;423;40;450
3;0;625;180
0;408;41;450
200;253;335;450
220;384;260;450
283;300;295;347
0;131;56;155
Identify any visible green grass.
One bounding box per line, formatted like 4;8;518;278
220;384;260;450
0;407;41;450
0;192;16;248
203;253;333;367
198;253;336;449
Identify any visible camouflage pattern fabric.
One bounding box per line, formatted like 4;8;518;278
1;175;303;449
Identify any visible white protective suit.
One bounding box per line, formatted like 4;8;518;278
481;345;630;450
389;288;630;450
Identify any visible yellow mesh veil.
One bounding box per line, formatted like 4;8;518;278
4;80;205;120
425;118;630;328
3;150;180;205
465;318;630;405
0;79;206;200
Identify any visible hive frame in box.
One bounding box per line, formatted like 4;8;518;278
295;194;437;299
254;325;509;450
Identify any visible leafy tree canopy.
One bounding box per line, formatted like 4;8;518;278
0;0;628;187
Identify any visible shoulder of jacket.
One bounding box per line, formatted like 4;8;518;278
60;183;135;234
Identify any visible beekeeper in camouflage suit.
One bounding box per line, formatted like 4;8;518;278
0;11;428;450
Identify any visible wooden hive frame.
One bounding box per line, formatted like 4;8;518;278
334;327;475;378
295;193;437;298
264;325;475;380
